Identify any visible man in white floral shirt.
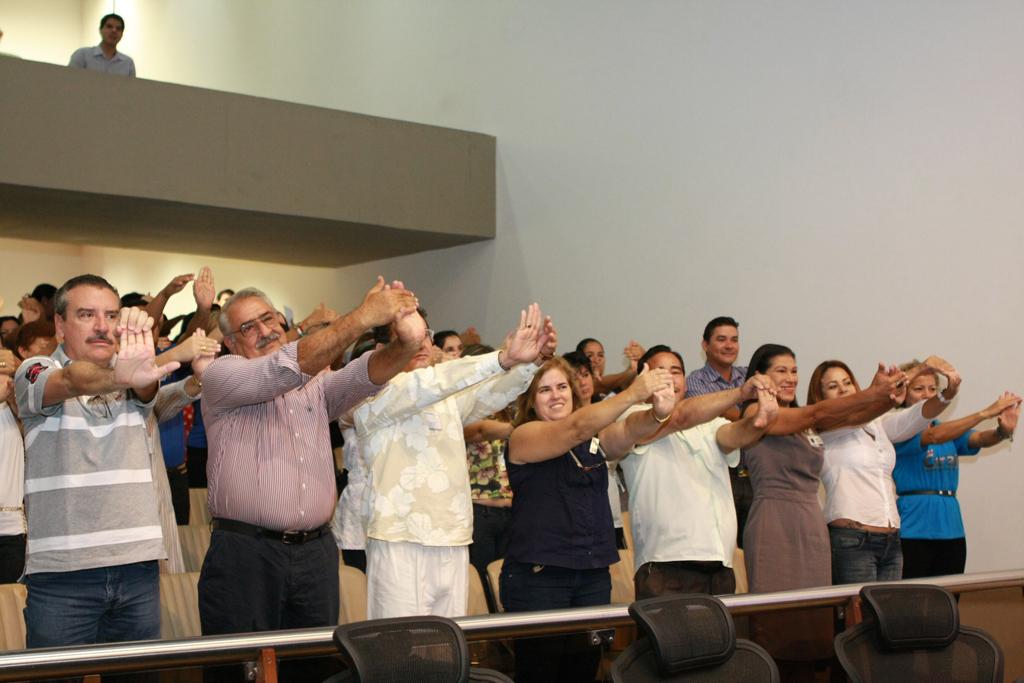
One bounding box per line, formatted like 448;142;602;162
354;303;555;618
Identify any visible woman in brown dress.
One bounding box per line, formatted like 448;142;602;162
740;344;907;679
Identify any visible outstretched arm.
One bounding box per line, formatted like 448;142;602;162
296;277;417;377
509;368;673;464
717;384;779;452
600;370;676;460
967;399;1020;449
41;308;179;406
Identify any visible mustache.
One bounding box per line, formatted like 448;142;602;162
87;335;114;344
255;333;280;350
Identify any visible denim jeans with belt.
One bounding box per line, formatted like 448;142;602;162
24;560;160;648
829;527;903;585
500;561;611;683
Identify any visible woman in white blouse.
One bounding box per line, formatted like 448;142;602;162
807;356;958;584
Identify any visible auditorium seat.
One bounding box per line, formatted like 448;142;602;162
467;563;490;616
0;583;27;651
486;559;504;612
159;572;201;639
188;488;211;525
612;594;779;682
733;548;748;594
177;524;211;573
611;549;636;605
835;584;1003;682
621;510;634;551
338;564;368;625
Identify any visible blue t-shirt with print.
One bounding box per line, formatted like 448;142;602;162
893;421;979;540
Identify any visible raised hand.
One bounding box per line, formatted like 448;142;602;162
752;379;780;429
740;373;777;402
161;273;195;299
627;366;673;402
356;276;418;329
114;315;179;390
502;304;546;366
980;391;1022;419
651;374;676;420
175;328;222;364
190;329;219;378
193;266;216;310
394;308;427;347
18;296;44;323
460;326;482;347
624;340;645;371
0;348;18;377
117;306;155;337
869;363;908;402
301;302;339;331
997;398;1020;436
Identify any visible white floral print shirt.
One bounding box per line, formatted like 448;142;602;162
353;351;535;546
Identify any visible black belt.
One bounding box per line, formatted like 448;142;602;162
212;517;330;544
899;489;956;497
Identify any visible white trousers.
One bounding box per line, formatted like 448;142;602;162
365;539;469;619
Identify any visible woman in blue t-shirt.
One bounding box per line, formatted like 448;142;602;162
500;357;674;683
894;367;1019;578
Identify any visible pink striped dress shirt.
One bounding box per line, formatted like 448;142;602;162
202;342;380;531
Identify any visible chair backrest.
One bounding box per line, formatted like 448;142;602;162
834;584;1004;683
333;615;471;682
338;563;368;625
159;571;201;639
485;559;503;612
177;524;211;573
188;488;211;525
330;616;512;683
613;594;779;682
467;563;490;616
0;583;27;651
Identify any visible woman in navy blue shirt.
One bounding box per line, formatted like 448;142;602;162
500;357;674;683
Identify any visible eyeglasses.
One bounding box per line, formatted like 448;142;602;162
569;450;606;473
425;328;435;343
231;312;276;339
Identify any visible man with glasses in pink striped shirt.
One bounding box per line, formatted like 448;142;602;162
198;277;422;643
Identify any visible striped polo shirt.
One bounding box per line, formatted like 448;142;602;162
14;345;164;574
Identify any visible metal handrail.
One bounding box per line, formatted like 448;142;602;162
0;569;1020;681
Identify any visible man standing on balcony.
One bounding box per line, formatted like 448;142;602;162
69;13;136;77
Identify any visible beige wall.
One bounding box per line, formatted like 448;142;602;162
0;237;337;323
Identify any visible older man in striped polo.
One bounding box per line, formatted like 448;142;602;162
15;274;179;647
198;278;421;640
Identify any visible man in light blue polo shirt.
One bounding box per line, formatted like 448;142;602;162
69;13;136;77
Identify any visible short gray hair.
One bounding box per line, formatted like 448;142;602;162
219;287;276;337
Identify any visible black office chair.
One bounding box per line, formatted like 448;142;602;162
325;615;512;682
612;594;779;682
834;584;1003;683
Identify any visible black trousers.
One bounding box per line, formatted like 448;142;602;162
901;537;967;579
166;466;190;526
199;527;340;682
0;534;25;584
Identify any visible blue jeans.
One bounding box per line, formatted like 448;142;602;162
829;527;903;585
500;561;610;683
24;560;160;648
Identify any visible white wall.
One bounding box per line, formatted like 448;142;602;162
2;1;1022;572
